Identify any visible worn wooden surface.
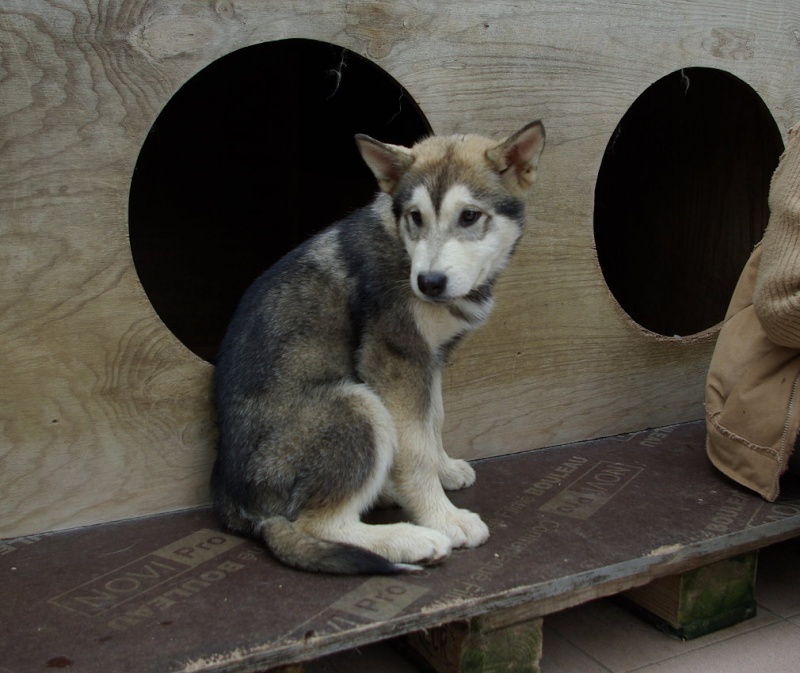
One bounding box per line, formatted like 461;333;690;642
3;422;800;672
621;551;758;639
1;1;800;536
400;617;542;673
404;617;544;673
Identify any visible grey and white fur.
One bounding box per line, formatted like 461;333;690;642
212;121;546;574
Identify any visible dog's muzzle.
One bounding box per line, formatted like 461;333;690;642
417;272;448;300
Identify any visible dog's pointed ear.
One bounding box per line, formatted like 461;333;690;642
486;121;546;195
355;134;415;194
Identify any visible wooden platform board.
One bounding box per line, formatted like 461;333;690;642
3;421;799;673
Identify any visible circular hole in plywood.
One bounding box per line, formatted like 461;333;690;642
129;39;431;362
594;67;783;337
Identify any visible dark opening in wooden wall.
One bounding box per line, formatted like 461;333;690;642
594;67;783;337
129;39;431;362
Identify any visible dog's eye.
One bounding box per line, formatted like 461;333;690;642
459;209;481;227
408;211;423;227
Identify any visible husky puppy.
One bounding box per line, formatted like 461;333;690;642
212;121;545;573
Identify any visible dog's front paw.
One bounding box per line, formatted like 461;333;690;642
439;458;476;491
429;508;489;549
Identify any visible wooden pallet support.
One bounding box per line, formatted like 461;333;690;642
404;614;543;673
621;551;758;639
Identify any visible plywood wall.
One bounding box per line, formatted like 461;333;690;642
1;0;798;537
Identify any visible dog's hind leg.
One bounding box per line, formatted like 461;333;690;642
297;509;452;567
295;382;452;567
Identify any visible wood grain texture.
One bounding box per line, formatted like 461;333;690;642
1;0;799;536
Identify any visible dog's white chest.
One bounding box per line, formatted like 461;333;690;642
412;297;493;351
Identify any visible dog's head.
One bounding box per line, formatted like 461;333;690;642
356;121;545;303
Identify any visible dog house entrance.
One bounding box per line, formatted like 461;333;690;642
129;39;431;362
594;67;783;337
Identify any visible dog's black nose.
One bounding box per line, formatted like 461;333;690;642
417;272;448;298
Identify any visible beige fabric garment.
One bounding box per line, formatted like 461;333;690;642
705;122;800;501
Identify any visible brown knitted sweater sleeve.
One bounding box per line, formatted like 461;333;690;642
753;122;800;349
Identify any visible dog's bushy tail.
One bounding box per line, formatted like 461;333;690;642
258;517;418;575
